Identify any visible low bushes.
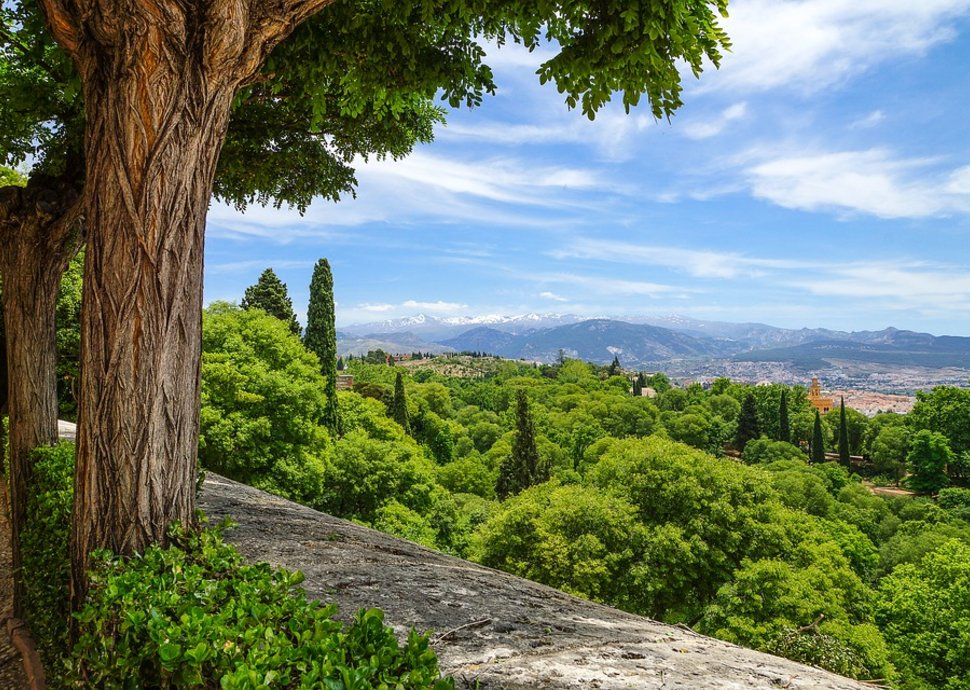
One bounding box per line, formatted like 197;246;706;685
21;442;452;689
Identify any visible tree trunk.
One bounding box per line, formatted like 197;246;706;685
68;25;239;607
0;177;82;618
30;0;338;612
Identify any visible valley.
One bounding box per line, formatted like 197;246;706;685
338;313;970;394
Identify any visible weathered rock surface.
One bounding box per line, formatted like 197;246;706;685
200;475;872;690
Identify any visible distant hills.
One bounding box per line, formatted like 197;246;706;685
334;330;454;357
336;313;970;373
440;319;732;364
736;334;970;370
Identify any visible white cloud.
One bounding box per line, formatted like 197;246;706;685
481;40;558;71
205;147;611;243
364;150;602;207
945;165;970;194
850;110;886;129
358;303;395;313
789;263;970;300
701;0;970;94
681;102;748;140
745;148;970;218
549;237;970;318
402;300;469;313
539;291;569;302
550;238;810;279
536;272;690;298
439;121;578;146
781;261;970;322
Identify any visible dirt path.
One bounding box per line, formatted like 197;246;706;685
863;481;918;498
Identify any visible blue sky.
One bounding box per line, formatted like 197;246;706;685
204;0;970;335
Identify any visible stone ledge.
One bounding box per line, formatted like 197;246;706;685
200;475;874;690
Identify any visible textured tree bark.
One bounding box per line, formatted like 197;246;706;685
29;0;338;610
0;176;82;618
69;43;237;607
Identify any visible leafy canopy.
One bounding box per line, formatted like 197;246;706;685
4;0;731;206
199;302;330;503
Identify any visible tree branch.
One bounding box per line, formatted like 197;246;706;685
235;0;339;85
34;0;82;61
796;614;825;634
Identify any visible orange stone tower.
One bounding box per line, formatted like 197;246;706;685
808;377;834;414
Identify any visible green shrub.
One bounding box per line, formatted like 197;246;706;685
19;442;452;689
22;442;75;680
938;487;970;514
767;622;894;682
71;522;453;689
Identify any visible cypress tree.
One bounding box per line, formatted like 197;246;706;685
735;392;761;451
778;389;791;443
838;396;850;467
497;389;546;498
811;410;826;463
304;259;340;434
608;355;620;376
241;268;301;336
391;371;411;435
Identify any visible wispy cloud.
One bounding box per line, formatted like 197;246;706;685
849;110;886;129
788;262;970;300
358;303;395;313
365;150;601;206
533;272;692;298
539;291;569;302
550;238;810;279
681;102;748;140
745;148;970;218
551;236;970;318
946;165;970;194
701;0;970;94
206;148;611;243
401;300;469;313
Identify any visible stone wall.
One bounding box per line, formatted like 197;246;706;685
200;475;873;690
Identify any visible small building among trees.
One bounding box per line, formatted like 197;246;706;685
808;377;835;414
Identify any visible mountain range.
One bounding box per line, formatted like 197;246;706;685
336;313;970;373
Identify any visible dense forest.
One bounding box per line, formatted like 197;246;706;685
38;262;970;689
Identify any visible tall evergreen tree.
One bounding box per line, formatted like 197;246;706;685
608;355;621;376
391;371;411;436
838;397;850;467
777;389;791;444
497;389;546;498
241;268;301;336
811;410;826;464
735;392;761;451
304;259;340;434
